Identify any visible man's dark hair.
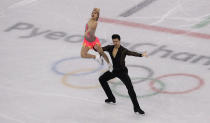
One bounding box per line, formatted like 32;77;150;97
112;34;121;41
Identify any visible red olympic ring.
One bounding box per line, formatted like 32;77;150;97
149;73;204;94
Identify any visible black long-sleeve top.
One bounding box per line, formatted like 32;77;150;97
102;45;142;71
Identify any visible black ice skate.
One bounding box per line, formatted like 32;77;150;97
134;108;145;115
105;98;116;104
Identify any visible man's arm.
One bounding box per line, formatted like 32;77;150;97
126;48;148;57
126;49;142;57
102;45;111;52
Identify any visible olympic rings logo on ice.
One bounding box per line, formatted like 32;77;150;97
51;56;205;98
52;56;103;76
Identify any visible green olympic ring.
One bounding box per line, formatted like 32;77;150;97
111;77;165;98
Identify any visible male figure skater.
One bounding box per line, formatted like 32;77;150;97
80;8;112;70
99;34;147;115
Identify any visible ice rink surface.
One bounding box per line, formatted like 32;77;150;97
0;0;210;123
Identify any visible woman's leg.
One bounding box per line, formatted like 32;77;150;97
80;46;95;59
94;44;110;64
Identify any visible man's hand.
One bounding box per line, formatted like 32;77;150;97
142;51;148;57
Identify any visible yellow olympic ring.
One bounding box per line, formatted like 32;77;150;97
62;68;115;89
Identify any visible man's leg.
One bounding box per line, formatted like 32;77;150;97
99;71;116;103
118;72;145;114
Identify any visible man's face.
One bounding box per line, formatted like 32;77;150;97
112;38;120;46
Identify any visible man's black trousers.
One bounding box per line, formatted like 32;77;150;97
99;68;141;110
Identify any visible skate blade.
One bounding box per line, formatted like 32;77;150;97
135;112;145;116
105;102;116;105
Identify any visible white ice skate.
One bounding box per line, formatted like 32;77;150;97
108;63;113;72
95;55;104;65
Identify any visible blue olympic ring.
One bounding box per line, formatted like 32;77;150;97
52;56;104;76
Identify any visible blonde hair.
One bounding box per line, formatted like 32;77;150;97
93;8;100;21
